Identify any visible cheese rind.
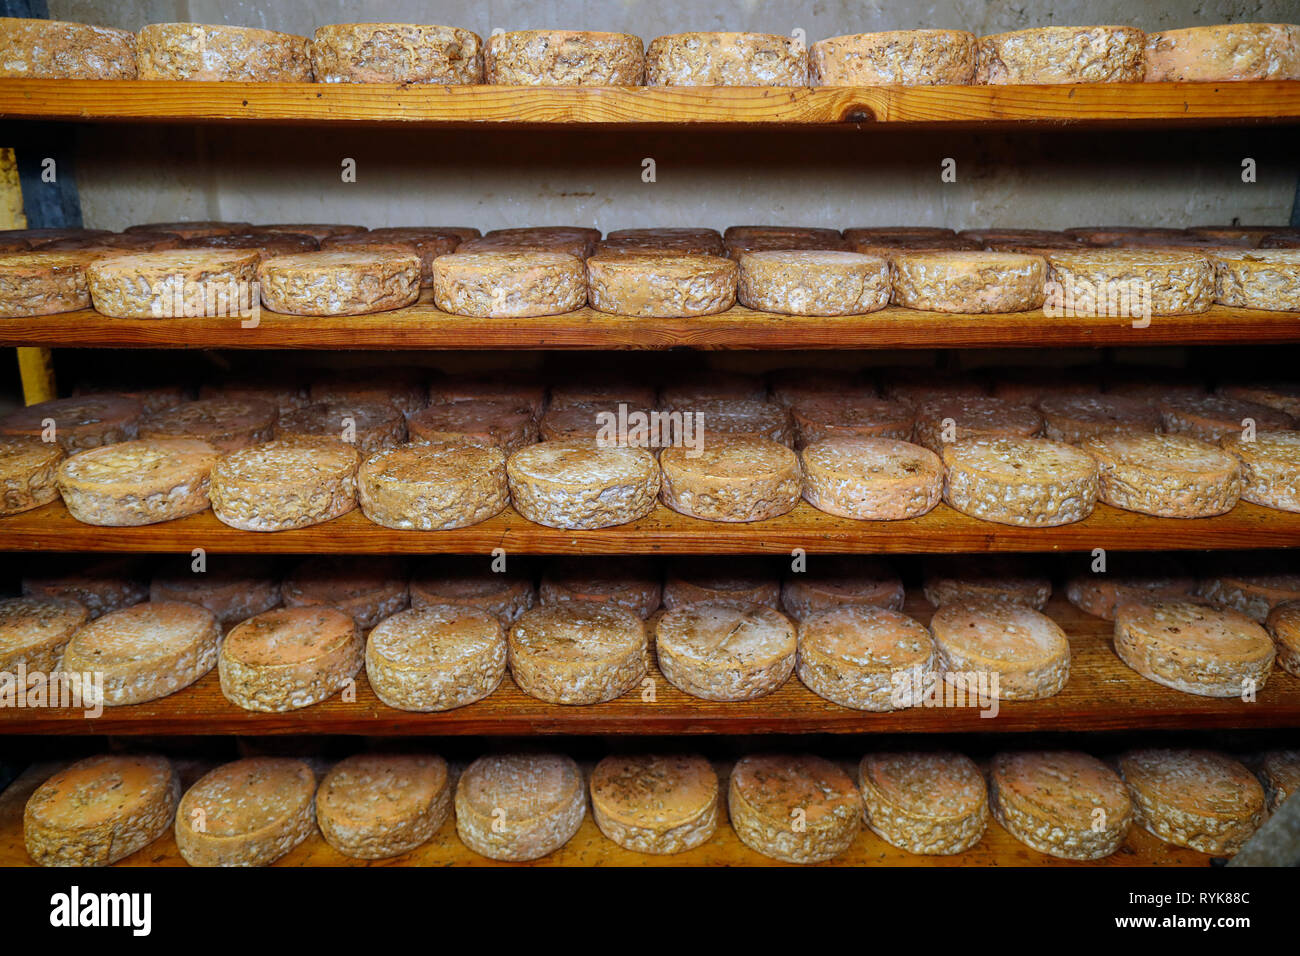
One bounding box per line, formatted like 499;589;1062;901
586;253;736;317
507;440;660;530
317;754;451;859
0;437;63;515
892;251;1046;312
485;30;644;84
1064;555;1195;621
1159;393;1293;443
57;438;219;526
149;564;280;631
781;557;903;620
309;23;483;84
810;30;977;86
737;250;890;315
0;17;136;78
801;436;943;520
259;252;420;316
1209;249;1300;311
942;436;1099;527
660;436;800;522
359;440;508;530
1223;430;1300;511
647;32;807;86
1259;748;1300;810
728;754;860;864
433;251;586;317
930;601;1070;700
366;605;506;711
23;558;148;619
209;439;359;531
1195;570;1300;623
408;399;537;455
590;754;718;854
1081;432;1241;517
409;562;535;622
508;601;647;705
456;754;585;861
1145;24;1300;82
1265;600;1300;678
1;394;141;453
663;558;781;611
219;606;363;712
923;556;1051;609
859;752;987;855
791;395;914;447
1040;394;1161;443
797;605;936;711
0;595;87;674
990;751;1132;860
139;398;276;453
137;22;310;80
1045;250;1215;316
281;555;408;631
539;556;662;619
87;250;260;319
655;602;796;701
976;26;1146;84
0;251;106;316
175;758;316;867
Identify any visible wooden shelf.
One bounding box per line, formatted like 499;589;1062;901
0;761;1215;866
2;598;1295;736
2;499;1297;556
0;80;1297;129
2;302;1296;351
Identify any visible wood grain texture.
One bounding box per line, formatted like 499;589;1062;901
2;598;1295;736
0;80;1297;129
1;498;1297;555
1;301;1296;350
0;760;1214;866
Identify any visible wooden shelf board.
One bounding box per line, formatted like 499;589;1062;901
0;761;1215;866
1;302;1296;351
2;598;1295;736
0;80;1297;129
2;499;1297;556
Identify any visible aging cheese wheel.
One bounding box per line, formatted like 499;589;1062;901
317;754;451;859
433;251;586;317
1081;433;1241;517
150;561;280;631
139;398;276;453
209;438;359;531
1040;393;1161;443
791;395;914;447
219;606;363;712
1118;749;1265;856
892;252;1046;313
57;438;218;526
913;395;1042;453
729;754;860;864
309;23;483;83
409;559;535;622
485;30;644;84
365;605;506;711
1;394;142;453
23;557;148;619
508;601;647;704
797;605;936;711
726;234;850;257
1265;601;1300;678
124;221;253;239
810;30;977;86
539;556;662;619
0;437;62;515
986;364;1098;406
175;758;316;867
87;250;259;319
930;601;1070;700
646;32;807;86
1159;393;1293;443
321;229;459;287
1064;554;1195;621
923;556;1051;610
507;440;660;529
178;231;319;262
0;251;105;316
859;752;988;855
659;370;765;407
275;397;406;455
853;236;983;258
549;378;657;411
259;251;420;315
663;397;792;446
1196;569;1300;623
0;17;136;78
590;754;718;854
250;223;368;240
1258;748;1300;810
1209;249;1300;311
25;755;179;867
655;602;796;701
40;231;180;253
1114;601;1275;697
539;401;652;444
0;595;87;673
663;557;781;610
358;439;507;530
942;437;1099;527
781;557;903;621
456;754;585;862
309;366;428;417
426;373;546;419
61;601;220;706
73;380;191;415
975;26;1146;83
586;253;736;317
137;22;311;80
1218;381;1300;418
460;233;592;258
409;399;537;454
801;436;943;520
737;250;890;315
281;555;408;631
879;366;987;408
1064;226;1189;246
990;751;1132;860
1145;24;1300;81
596;228;725;257
1045;250;1215;315
200;374;311;415
659;436;800;522
1223;431;1300;511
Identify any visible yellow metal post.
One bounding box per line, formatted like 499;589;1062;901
0;147;57;404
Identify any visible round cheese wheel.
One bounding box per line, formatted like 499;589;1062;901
859;752;987;855
455;754;585;861
175;758;316;866
0;595;88;674
485;30;644;84
316;754;451;859
1081;433;1241;517
728;754;860;864
508;601;647;705
990;751;1132;860
797;605;936;711
358;440;509;531
802;436;943;520
309;23;483;84
930;601;1070;700
507;440;660;530
138;398;276;453
590;754;718;854
365;605;505;712
210;438;359;531
942;436;1099;527
0;436;63;515
655;602;796;701
660;436;800;522
219;606;363;712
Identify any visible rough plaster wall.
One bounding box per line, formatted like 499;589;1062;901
47;0;1300;232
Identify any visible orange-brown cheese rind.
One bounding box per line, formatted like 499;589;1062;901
586;253;736;317
1209;249;1300;311
149;565;280;631
57;438;218;526
0;436;63;515
646;32;806;86
539;556;663;619
781;557;904;620
219;606;363;712
590;754;719;854
359;440;508;530
891;252;1046;312
87;251;260;319
1222;430;1300;511
737;250;890;315
1145;24;1300;82
655;602;796;701
0;595;87;674
797;605;936;711
276;399;406;458
508;601;647;705
408;399;538;455
1040;394;1161;444
976;26;1146;84
485;30;644;84
175;757;316;867
25;755;179;866
801;436;943;520
409;563;536;623
659;436;800;522
1081;433;1241;517
136;22;311;80
0;251;105;316
0;17;136;78
810;30;977;86
1196;571;1300;622
433;251;587;317
859;752;988;855
455;753;585;861
309;23;483;83
923;556;1052;609
943;436;1099;527
728;754;861;864
0;394;142;453
507;440;660;529
209;439;359;531
366;605;506;712
138;398;276;453
1045;250;1215;316
316;754;451;859
930;601;1070;700
1258;748;1300;810
259;251;420;315
280;555;409;631
1265;600;1300;678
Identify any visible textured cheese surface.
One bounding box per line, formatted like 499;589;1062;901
1064;554;1195;621
310;23;483;84
409;564;535;622
210;439;358;531
1198;570;1300;623
150;564;280;631
587;253;736;317
23;558;148;620
124;221;252;239
663;397;793;446
61;600;220;706
1114;600;1275;697
178;232;319;262
281;555;408;631
810;30;976;86
539;556;662;619
366;605;505;711
322;230;459;287
1;394;141;453
0;17;136;79
0;437;62;516
923;556;1051;609
359;439;508;530
1145;23;1300;81
1118;749;1265;856
796;605;935;711
663;558;781;610
990;751;1132;860
308;367;428;417
409;399;536;455
137;22;310;80
456;753;585;861
660;436;800;522
892;251;1046;313
596;229;725;257
25;755;178;867
1046;249;1215;316
508;601;646;704
1040;394;1161;443
859;752;987;855
942;436;1099;527
0;251;105;316
976;26;1145;84
1259;748;1300;809
485;30;644;84
590;754;718;854
1219;381;1300;418
317;754;451;859
647;32;806;86
433;251;586;317
175;758;316;867
791;395;914;446
737;250;890;316
57;438;218;527
913;395;1042;452
1081;432;1241;517
219;606;363;712
801;436;943;521
1223;430;1300;511
259;251;420;316
780;557;903;621
87;250;260;319
655;602;796;701
0;595;86;673
1159;393;1293;443
930;601;1070;699
1266;601;1300;678
507;440;659;529
729;754;861;864
1209;249;1300;311
139;398;276;453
